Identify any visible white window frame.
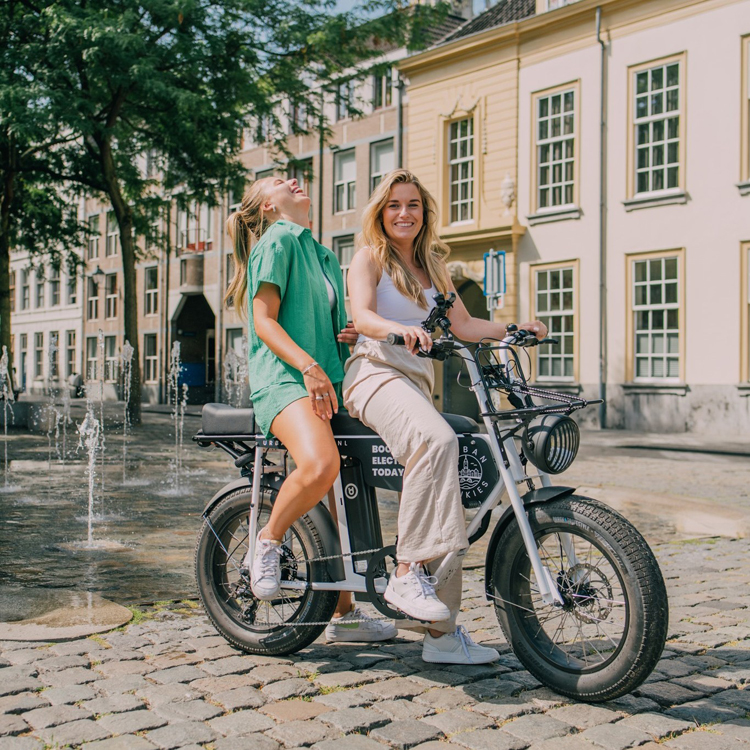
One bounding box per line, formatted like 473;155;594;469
533;264;576;381
144;334;159;383
631;57;683;197
87;215;100;260
448;117;475;224
630;253;682;382
34;332;44;379
373;69;393;110
35;275;45;309
65;330;76;378
104;335;118;382
336;81;353;122
534;87;576;211
334;150;356;213
370;139;394;193
87;277;99;320
21;270;29;310
49;268;60;307
145;266;158;316
106;211;119;257
86;336;98;381
67;273;77;305
333;235;355;299
105;273;118;319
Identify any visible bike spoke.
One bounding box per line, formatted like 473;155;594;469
509;528;628;671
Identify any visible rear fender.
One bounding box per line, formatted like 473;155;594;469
483;485;576;599
203;472;345;582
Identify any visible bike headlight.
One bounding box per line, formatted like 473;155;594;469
522;414;580;475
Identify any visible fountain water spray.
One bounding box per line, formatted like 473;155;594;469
120;341;134;483
167;341;187;492
77;402;101;546
0;346;15;490
97;329;106;492
222;335;249;407
60;386;72;464
46;333;62;468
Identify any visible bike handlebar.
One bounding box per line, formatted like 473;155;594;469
387;330;559;352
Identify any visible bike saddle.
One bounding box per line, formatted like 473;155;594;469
201;402;256;436
331;408;478;436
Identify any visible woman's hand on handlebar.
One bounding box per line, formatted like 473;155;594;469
392;324;432;355
517;320;548;340
302;364;338;420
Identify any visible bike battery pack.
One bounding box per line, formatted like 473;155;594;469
340;457;384;575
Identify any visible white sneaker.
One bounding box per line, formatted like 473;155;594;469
325;607;398;643
384;563;451;622
250;532;283;600
422;626;500;665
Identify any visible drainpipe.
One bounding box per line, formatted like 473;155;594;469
318;92;325;244
215;196;224;403
596;6;608;429
396;72;405;168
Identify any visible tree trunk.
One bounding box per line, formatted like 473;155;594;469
100;141;141;424
0;163;15;391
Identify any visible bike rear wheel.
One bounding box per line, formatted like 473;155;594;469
195;486;338;655
490;496;668;702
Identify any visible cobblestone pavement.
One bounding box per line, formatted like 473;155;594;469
3;536;750;749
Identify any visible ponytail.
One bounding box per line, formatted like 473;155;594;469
224;177;275;318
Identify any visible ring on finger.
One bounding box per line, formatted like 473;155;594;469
315;395;325;400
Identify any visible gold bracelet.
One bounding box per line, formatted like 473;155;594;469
301;361;319;376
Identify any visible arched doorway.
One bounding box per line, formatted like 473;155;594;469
172;294;216;404
437;276;489;420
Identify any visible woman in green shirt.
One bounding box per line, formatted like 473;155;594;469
225;176;397;643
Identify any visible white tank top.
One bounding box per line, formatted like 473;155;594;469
358;270;437;344
322;273;336;311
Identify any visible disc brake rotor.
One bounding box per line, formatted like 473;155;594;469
558;563;614;624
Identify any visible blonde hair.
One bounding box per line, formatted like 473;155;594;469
225;177;275;317
359;169;450;309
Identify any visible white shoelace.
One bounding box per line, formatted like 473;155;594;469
410;562;440;599
257;540;283;578
453;625;475;663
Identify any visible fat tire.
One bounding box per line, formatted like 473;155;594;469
491;495;668;702
195;485;338;656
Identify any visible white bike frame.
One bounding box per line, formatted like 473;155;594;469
246;333;567;606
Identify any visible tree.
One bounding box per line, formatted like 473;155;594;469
8;0;444;420
0;3;89;376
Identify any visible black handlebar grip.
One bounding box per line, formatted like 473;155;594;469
387;333;405;346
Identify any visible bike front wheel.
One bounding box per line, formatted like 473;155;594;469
490;495;668;702
195;485;338;656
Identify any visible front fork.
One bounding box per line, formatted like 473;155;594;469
487;424;565;606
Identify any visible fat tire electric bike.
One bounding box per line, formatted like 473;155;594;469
193;294;668;702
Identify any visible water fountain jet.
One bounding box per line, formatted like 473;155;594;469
0;346;15;491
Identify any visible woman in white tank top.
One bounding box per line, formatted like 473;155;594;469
344;169;547;665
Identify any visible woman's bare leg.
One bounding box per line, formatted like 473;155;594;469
261;398;340;541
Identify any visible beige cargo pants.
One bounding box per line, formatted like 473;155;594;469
343;340;469;633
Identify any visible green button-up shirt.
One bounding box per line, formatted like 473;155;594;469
247;220;348;437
